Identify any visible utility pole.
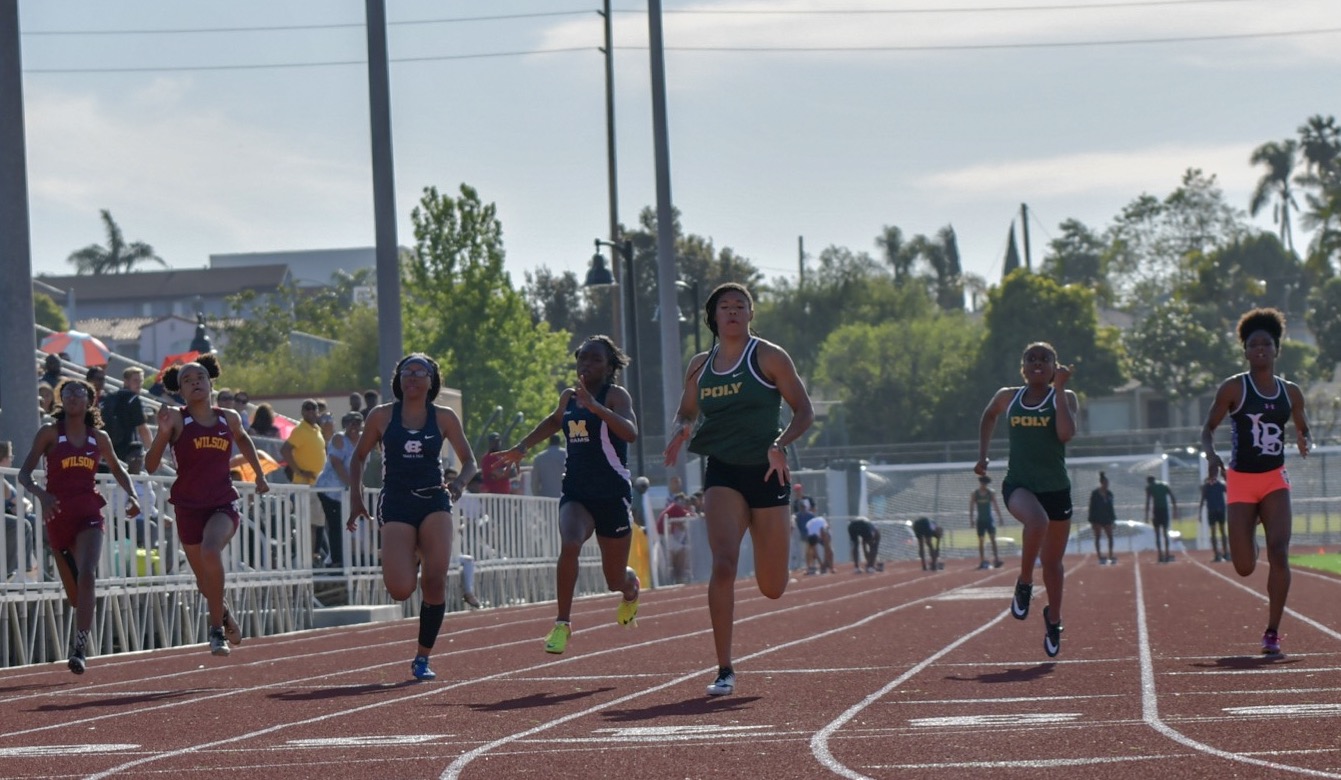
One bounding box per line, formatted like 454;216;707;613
798;236;805;287
0;0;39;454
600;0;624;350
1020;202;1032;271
365;0;403;401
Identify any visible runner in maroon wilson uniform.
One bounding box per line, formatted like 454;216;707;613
18;378;140;674
146;355;270;657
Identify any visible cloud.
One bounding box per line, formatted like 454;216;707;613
916;142;1260;203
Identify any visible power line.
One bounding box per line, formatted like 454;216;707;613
22;25;1339;75
17;0;1272;36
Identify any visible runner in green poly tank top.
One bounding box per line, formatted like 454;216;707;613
975;342;1078;659
664;282;813;698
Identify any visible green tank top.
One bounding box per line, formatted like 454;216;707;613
974;489;994;520
1004;386;1070;492
688;338;782;466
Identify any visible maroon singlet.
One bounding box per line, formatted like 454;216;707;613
169;407;239;509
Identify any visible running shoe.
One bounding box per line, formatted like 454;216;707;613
544;622;571;654
1011;580;1033;620
1261;629;1282;656
68;631;87;675
221;608;242;647
992;559;1004;568
209;626;230;657
411;654;436;680
463;592;481;609
978;560;991;570
706;666;736;696
616;568;640;627
1043;605;1063;658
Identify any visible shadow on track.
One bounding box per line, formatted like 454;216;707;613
1189;656;1303;670
600;696;762;722
467;688;617;712
34;689;207;712
269;681;420;702
944;663;1057;684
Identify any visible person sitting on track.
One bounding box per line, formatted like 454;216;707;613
911;516;943;571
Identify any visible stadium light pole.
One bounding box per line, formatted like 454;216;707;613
587;239;646;480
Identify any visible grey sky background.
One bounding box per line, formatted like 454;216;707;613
16;0;1341;290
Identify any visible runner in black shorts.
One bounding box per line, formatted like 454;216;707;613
1198;473;1229;563
976;342;1079;658
911;517;942;571
665;283;813;697
847;518;882;573
503;335;642;656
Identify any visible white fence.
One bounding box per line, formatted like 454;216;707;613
1;468;601;668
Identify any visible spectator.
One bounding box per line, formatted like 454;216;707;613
100;367;153;470
361;389;380;419
479;432;516;494
529;434;565;499
281;399;329;566
793;494;816;570
249;403;281;439
1088;471;1117;565
315;400;336;441
39;353;62;390
38;383;54;417
2;440;39;581
658;492;693;584
231;390;252;428
348;391;363;417
1199;472;1229;563
315;412;362;568
970;475;1006;569
85;366;106;404
114;442;160;548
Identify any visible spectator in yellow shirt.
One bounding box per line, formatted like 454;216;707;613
282;399;328;565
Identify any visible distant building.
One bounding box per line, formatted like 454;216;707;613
210;247;375;288
36;265;291;321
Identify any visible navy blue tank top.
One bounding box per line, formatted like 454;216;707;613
381;401;445;492
1229;373;1291;473
560;384;631;501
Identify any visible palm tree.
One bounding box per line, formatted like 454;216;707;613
1249;139;1299;255
876;224;916;285
66;209;166;275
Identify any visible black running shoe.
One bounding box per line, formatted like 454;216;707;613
68;631;87;675
1043;605;1063;658
1011;580;1033;620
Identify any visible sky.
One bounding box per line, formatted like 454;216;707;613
14;0;1341;292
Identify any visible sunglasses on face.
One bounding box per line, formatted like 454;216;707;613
217;394;234;402
234;395;249;404
400;368;430;378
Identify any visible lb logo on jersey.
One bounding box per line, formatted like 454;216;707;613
1247;413;1284;456
404;439;424;456
700;381;744;400
1010;415;1051;428
567;419;590;443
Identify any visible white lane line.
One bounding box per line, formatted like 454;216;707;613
1164;666;1341;675
1192;557;1341;643
808;611;1007;780
1135;555;1341;779
864;754;1180;770
892;694;1125;705
442;577;1000;780
77;568;952;778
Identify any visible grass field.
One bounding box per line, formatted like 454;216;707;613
1295;553;1341;574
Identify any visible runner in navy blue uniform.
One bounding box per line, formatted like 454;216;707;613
347;354;477;680
665;283;813;697
1201;308;1311;656
502;335;640;654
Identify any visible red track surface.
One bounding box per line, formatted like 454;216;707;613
2;551;1340;779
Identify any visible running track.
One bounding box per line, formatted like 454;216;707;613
2;551;1340;779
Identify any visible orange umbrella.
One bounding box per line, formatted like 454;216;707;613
154;350;200;384
41;330;111;366
229;450;282;483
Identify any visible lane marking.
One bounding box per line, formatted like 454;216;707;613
865;754;1181;770
908;713;1082;728
933;587;1018;601
286;735;450;747
1135;556;1341;778
894;694;1124;705
0;744;138;757
1193;558;1341;643
1223;704;1341;717
444;577;1003;779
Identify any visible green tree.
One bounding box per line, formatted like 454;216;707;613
66;210;166;275
975;270;1125;398
1040;218;1111;306
33;292;68;333
1297;115;1341;275
815;314;981;444
1249;139;1300;255
522;265;605;352
1306;275;1341;373
911;226;964;312
1124;300;1238;405
1178;234;1304;325
402;184;572;443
